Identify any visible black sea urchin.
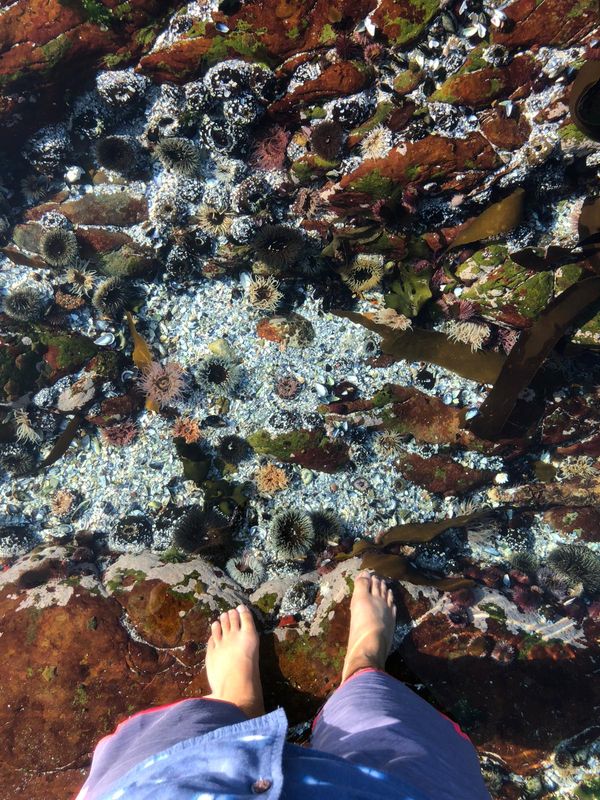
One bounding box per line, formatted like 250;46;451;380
172;505;232;566
114;515;153;549
155;137;200;176
309;509;342;547
92;277;133;319
196;355;240;395
310;121;344;160
547;544;600;595
95;135;136;173
3;284;51;322
269;508;315;560
40;227;78;267
253;224;304;272
217;434;250;465
0;443;36;476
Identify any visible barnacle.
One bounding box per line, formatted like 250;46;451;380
445;320;490;352
3;283;51;322
155;137;200;176
65;261;96;296
269;508;315;560
195;202;232;236
226;552;266;589
247;275;283;312
138;361;187;408
151;191;188;227
92;277;133;319
54;290;85;311
547;544;600;595
310;121;344;160
255;463;289;494
95;136;136;173
39;227;78;267
253;224;304;273
340;253;385;294
216;434;250;465
196;355;241;396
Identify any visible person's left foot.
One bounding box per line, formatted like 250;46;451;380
204;605;265;719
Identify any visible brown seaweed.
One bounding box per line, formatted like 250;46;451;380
380;510;492;545
125;311;159;412
449;188;525;249
469;275;600;440
335;310;505;384
578;196;600;273
569;61;600;143
40;414;83;469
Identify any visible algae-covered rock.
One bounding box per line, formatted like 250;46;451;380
98;244;159;278
256;313;315;347
247;428;349;473
430;54;537;109
396;452;494;496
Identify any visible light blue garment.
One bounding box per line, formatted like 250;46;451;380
95;708;429;800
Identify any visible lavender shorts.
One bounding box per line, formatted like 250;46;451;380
78;669;490;800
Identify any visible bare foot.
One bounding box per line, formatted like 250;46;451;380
204;605;265;719
341;571;397;683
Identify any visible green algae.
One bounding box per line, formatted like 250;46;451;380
383;0;440;45
40;34;73;70
350;170;395;199
255;593;278;615
480;603;507;622
385;265;432;317
350;102;394;141
463;260;553;319
36;328;98;372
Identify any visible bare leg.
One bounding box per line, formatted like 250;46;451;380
204;605;265;719
341;571;397;682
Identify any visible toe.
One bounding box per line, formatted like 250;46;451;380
387;588;394;607
211;620;222;641
228;608;241;630
354;571;371;595
238;605;255;632
371;576;381;596
380;580;389;599
220;611;231;634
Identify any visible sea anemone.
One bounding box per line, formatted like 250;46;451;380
275;375;301;399
290;187;326;219
226;552;266;589
374;429;404;457
490;639;516;664
114;515;153;548
155;137;200;176
360;125;394;159
138;361;187;408
497;327;519;354
196;355;241;396
172;416;202;444
57;375;95;412
217;434;250;465
547;544;600;595
195;202;232;237
65;261;96;296
269;508;315;560
40;227;78;267
92;277;133;319
21;174;53;204
0;443;36;476
95;136;136;173
151;192;188;227
250;125;290;171
310;509;342;547
101;420;138;447
231;175;270;214
171;505;232;565
253;224;304;273
445;320;490;352
247;275;283;312
371;307;413;330
340;253;385;294
3;283;51;322
255;463;289;494
13;410;42;444
310;121;344;160
50;488;77;518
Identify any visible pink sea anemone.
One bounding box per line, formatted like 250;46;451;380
101;420;138;447
138;361;186;408
250;125;290;171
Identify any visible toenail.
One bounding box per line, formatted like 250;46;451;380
237;604;245;612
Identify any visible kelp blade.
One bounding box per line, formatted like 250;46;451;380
450;188;525;249
40;414;83;469
125;311;159;412
381;510;493;545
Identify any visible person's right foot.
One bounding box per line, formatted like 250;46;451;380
341;571;397;683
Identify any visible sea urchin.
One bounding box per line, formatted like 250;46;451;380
269;508;315;560
155;137;200;176
3;283;51;322
547;544;600;595
196;355;240;396
40;227;78;267
253;224;304;273
92;277;133;319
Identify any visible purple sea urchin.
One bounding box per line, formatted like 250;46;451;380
138;361;187;408
247;275;283;312
40;227;78;267
3;283;51;322
95;136;136;173
253;224;304;273
310;121;344;160
226;552;266;589
547;544;600;595
92;277;133;319
155;137;200;176
196;355;240;396
269;508;315;560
